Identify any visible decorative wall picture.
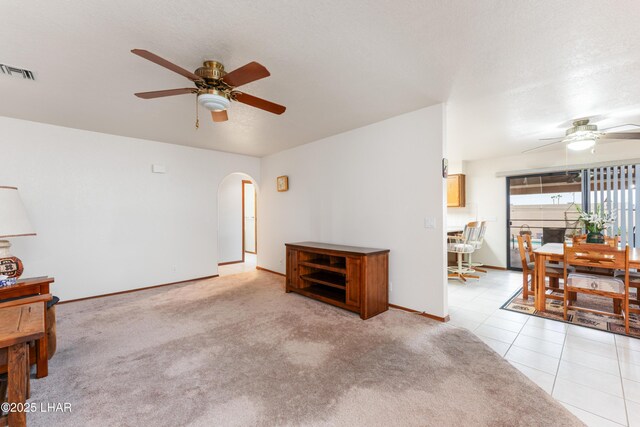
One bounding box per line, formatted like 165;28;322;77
277;176;289;192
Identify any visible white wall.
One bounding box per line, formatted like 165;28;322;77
1;117;259;301
244;182;256;253
458;141;640;268
218;174;244;263
259;104;448;317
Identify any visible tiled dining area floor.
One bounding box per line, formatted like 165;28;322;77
449;269;640;427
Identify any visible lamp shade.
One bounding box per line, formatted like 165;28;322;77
0;186;36;238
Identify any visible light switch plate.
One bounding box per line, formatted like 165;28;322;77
152;164;166;174
424;217;436;229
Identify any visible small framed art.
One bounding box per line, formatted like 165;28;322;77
277;176;289;192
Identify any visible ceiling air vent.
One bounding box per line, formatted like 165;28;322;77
1;64;35;80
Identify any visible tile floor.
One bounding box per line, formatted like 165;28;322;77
218;253;257;276
449;269;640;427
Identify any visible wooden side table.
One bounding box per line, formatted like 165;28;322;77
0;302;45;427
0;277;54;378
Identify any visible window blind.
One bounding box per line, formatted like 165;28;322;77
588;165;639;247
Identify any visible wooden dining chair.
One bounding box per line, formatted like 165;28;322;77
572;234;619;297
615;269;640;316
563;243;630;333
628;278;640;330
517;234;568;300
572;234;617;248
574;235;629;315
517;234;536;299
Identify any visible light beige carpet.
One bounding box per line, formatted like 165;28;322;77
28;271;582;426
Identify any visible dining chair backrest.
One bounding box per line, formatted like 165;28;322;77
460;221;481;245
523;233;535;261
564;243;629;277
471;221;487;249
516;235;530;270
572;234;617;248
447;221;481;256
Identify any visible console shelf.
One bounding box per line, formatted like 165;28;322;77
298;259;347;274
286;242;389;320
300;271;346;289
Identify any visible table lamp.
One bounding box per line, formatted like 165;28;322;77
0;186;36;279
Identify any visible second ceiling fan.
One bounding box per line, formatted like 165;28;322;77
131;49;286;123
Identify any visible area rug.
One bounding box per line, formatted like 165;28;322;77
502;288;640;337
27;271;581;426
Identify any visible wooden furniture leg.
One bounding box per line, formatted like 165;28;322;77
0;376;6;402
614;299;622;315
7;343;27;427
35;333;48;379
535;253;547;311
626;296;630;334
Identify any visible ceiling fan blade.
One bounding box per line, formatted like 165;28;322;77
602;132;640;140
131;49;202;82
521;139;564;154
601;123;640;132
538;137;564;141
234;92;286;115
134;88;196;99
211;110;228;122
222;62;270;87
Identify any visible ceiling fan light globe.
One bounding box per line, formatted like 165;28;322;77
566;136;596;151
197;93;230;111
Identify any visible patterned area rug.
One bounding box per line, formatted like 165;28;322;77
502;288;640;338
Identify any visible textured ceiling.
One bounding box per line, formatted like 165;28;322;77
2;1;640;159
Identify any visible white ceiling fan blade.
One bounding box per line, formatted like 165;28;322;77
601;132;640;140
521;139;565;154
538;136;564;141
600;123;640;132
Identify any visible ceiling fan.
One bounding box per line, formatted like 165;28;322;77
131;49;286;123
523;118;640;153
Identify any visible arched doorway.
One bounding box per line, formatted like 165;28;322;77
217;173;259;276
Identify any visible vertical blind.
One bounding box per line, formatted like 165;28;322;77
589;165;640;247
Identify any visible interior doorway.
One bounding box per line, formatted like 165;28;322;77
243;180;257;255
218;173;258;276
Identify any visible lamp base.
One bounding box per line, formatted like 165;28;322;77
0;240;24;279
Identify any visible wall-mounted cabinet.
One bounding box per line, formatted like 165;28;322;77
447;174;466;207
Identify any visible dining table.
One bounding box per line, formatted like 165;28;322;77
533;242;640;311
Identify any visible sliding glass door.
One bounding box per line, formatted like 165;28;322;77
507;172;583;269
506;164;640;269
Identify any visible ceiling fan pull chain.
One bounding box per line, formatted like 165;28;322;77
195;95;200;129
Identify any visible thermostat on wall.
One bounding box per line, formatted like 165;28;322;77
151;164;166;174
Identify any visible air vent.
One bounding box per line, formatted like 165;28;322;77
1;64;35;80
